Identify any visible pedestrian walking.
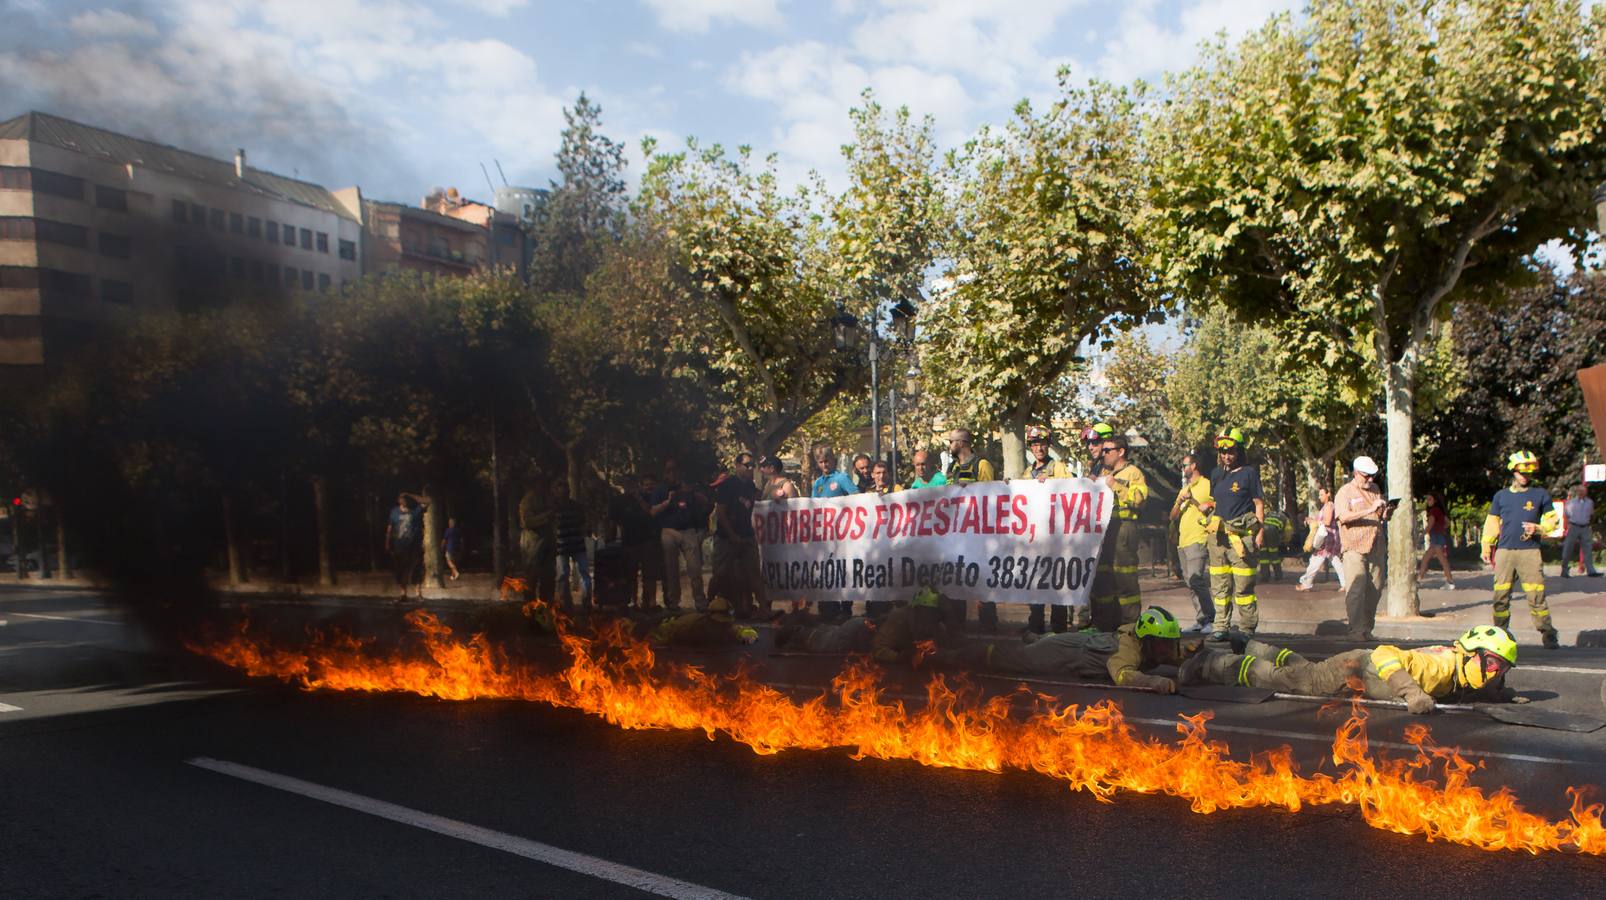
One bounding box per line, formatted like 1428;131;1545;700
811;444;859;620
652;459;708;612
1482;451;1562;649
385;492;428;600
1416;491;1456;588
1335;456;1390;641
1089;434;1148;632
946;428;998;631
1203;428;1264;641
710;452;764;618
442;516;462;581
1561;484;1600;578
1296;486;1346;592
1026;425;1073;634
1171;453;1215;631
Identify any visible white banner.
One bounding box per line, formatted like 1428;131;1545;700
752;479;1113;605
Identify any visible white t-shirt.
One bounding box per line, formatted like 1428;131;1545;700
1565;496;1594;525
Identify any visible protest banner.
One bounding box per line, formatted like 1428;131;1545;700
752;479;1113;606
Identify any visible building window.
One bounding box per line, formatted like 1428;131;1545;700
285;266;298;288
191;203;206;228
0;266;40;288
267;262;280;286
301;269;314;290
316;231;329;253
0;218;33;240
101;279;133;304
210;208;225;232
0;315;43;339
230;257;245;278
300;227;312;250
0;167;84;200
41;268;92;299
95;185;128;212
248;216;261;239
249;259;264;282
266;221;279;243
171;199;187;223
98;232;132;259
338;238;356;261
0;217;88;248
229;212;244;234
318;273;331;292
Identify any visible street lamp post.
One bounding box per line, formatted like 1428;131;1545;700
834;299;918;474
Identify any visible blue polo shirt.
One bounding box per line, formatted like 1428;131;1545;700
1490;486;1551;550
812;471;859;498
1209;465;1263;521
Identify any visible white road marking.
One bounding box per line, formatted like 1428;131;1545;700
0;702;22;712
1520;665;1606;676
8;611;123;626
759;682;1589;766
186;758;751;900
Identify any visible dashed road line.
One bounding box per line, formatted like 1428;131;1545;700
7;611;123;626
187;757;751;900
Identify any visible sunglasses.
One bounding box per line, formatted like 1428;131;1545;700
1100;447;1120;455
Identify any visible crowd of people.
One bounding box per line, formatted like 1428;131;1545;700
480;423;1598;658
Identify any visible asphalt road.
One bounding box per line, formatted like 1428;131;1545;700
6;586;1606;899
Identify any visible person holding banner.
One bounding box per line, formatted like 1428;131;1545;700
812;444;860;620
1089;435;1149;632
908;450;947;489
1026;425;1074;635
946;429;998;631
1204;428;1264;642
934;606;1191;694
1482;451;1562;650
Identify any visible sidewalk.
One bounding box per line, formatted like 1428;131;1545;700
8;562;1606;646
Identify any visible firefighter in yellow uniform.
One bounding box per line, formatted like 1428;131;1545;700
1090;433;1149;631
1203;428;1264;641
1259;509;1289;582
933;606;1195;692
1483;450;1562;650
1180;625;1521;713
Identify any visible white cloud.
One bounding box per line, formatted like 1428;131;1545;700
1092;0;1295;84
725;40;975;186
451;0;531;14
849;0;1084;91
641;0;783;33
67;9;160;40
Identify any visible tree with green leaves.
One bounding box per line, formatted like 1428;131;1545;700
529;93;628;295
925;79;1164;478
1148;0;1605;613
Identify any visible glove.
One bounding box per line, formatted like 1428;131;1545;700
1497;687;1531;704
1229;632;1250;654
1387;670;1435;714
1124;672;1178;694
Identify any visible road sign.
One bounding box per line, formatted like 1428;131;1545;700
1586;464;1606;483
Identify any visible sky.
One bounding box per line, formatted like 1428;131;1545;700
0;0;1298;205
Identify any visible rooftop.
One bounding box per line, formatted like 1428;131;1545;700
0;111;357;221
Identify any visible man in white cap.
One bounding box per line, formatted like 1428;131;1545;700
1334;455;1393;640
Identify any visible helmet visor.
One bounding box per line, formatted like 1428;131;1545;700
1513;461;1539;474
1214;436;1239;450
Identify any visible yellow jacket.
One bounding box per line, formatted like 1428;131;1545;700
1106;462;1148;521
1174;477;1213;548
1370;645;1459;698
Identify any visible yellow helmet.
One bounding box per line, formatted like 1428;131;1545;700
1214;427;1246;450
912;586;941;609
1507;450;1539;474
1453;625;1517;689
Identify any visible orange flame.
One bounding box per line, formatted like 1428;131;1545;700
189;610;1606;855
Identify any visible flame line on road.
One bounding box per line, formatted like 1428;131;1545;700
187;757;752;900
